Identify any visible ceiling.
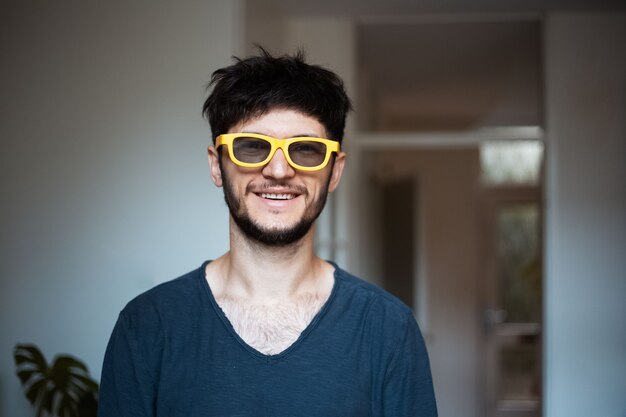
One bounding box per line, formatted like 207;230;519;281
258;0;625;17
246;0;622;131
356;20;544;131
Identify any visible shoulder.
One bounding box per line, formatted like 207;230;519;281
333;264;415;326
119;262;207;328
331;265;427;365
103;263;210;380
334;265;413;314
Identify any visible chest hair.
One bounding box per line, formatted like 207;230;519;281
216;294;327;355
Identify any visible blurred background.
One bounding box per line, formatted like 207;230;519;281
1;1;624;416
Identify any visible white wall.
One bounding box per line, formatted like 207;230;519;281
0;2;239;415
244;0;285;55
544;13;626;417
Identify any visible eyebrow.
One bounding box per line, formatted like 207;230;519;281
240;131;324;138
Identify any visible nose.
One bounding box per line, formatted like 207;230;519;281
262;148;296;179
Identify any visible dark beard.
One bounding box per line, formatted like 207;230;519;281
220;160;332;247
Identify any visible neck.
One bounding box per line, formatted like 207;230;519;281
209;220;330;302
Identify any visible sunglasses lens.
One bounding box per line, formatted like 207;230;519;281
288;141;327;167
232;137;271;163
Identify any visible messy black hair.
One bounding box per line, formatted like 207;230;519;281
202;47;352;144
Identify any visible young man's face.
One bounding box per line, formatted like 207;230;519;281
208;108;346;246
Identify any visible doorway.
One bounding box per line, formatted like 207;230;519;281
481;191;542;417
479;140;544;416
352;15;544;417
354;138;544;417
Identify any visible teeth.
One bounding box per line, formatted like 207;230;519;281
261;193;295;200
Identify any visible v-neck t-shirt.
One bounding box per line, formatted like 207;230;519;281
98;261;437;417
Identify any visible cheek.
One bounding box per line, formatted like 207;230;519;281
221;162;253;194
221;173;246;205
305;175;332;204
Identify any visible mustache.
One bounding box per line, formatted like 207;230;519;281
247;182;307;195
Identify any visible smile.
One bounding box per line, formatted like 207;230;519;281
260;193;296;200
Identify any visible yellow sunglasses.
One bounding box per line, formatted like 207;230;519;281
216;133;340;172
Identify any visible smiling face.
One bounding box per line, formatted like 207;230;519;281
208;109;345;246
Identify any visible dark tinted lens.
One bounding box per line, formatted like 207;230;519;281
288;141;327;167
232;137;271;163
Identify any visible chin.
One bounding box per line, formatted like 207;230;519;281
234;214;315;247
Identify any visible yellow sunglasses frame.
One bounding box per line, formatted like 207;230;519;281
216;133;340;172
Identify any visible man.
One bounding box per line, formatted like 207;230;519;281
98;49;437;417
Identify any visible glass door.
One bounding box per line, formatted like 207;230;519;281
481;188;543;417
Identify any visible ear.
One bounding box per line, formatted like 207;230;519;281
328;152;346;193
207;145;223;187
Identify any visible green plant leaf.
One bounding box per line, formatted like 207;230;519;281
17;369;37;385
15;353;33;366
78;391;98;417
75;377;99;392
15;344;49;371
57;393;76;417
67;381;91;400
54;355;89;373
25;378;47;405
15;344;99;417
40;386;57;414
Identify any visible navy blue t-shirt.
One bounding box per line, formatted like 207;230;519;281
98;262;437;417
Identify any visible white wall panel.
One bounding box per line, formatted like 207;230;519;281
0;2;239;415
544;12;626;417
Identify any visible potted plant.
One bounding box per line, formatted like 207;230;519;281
14;343;99;417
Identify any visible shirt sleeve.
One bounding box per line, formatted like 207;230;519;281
98;307;162;417
382;311;438;417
